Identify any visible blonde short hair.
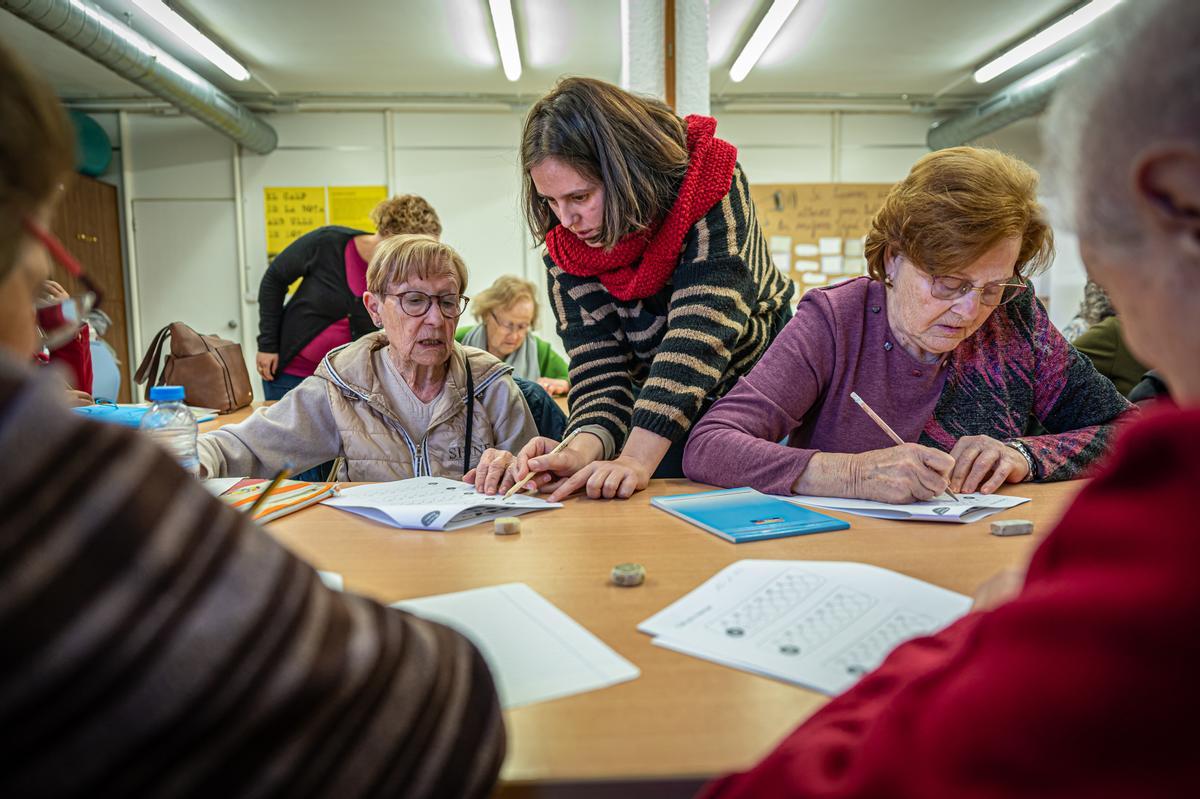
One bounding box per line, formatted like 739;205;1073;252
370;194;442;238
367;234;468;296
864;147;1054;282
471;275;540;326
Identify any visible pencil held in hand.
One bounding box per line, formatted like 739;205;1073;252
503;430;580;498
849;392;959;502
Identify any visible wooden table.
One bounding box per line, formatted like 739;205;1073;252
262;478;1082;794
199;403;262;433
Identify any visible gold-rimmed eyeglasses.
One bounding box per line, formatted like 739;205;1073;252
926;274;1027;306
490;311;531;335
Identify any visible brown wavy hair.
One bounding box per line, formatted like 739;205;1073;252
370;194;442;238
471;275;539;326
520;77;689;250
0;41;74;279
864;147;1054;282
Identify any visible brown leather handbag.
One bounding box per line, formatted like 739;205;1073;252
135;322;253;413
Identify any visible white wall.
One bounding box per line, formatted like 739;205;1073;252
108;107;1082;401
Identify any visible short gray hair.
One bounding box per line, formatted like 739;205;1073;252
1045;0;1200;248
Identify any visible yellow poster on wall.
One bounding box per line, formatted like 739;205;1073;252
329;185;387;232
264;186;327;259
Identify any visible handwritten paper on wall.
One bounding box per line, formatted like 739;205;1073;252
752;183;893;297
264;186;326;259
329;185;387;231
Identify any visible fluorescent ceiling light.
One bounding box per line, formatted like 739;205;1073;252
131;0;250;81
974;0;1121;84
489;0;522;81
730;0;802;83
1018;51;1086;91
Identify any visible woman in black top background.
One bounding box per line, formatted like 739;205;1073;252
255;194;441;400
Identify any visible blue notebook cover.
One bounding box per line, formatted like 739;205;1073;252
72;403;218;427
652;487;849;543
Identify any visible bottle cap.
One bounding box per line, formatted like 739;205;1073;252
149;385;185;402
611;563;645;587
494;517;522;535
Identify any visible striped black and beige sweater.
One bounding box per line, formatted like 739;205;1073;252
546;165;794;454
0;358;504;798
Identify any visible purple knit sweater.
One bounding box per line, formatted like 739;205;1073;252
683;277;1136;496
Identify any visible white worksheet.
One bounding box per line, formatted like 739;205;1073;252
640;560;971;695
202;477;244;496
323;477;560;530
394;583;640;709
787;492;1030;523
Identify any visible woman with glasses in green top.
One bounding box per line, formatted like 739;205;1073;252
455;274;569;396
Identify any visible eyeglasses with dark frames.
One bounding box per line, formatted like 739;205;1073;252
381;290;469;318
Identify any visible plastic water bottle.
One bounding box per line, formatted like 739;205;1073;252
140;385;200;477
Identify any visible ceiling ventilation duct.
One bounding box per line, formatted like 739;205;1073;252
926;52;1086;151
2;0;277;154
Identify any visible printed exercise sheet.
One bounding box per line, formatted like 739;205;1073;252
640;560;971;695
394;583;639;708
324;477;560;530
787;492;1030;523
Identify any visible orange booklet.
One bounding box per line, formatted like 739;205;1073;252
219;478;337;523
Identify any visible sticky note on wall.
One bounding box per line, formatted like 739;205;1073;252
329;185;388;232
820;256;844;274
265;186;327;259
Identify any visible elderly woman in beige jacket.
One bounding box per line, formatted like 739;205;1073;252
199;234;536;482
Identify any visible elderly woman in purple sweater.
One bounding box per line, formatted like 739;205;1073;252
684;147;1136;504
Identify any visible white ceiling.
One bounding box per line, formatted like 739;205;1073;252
0;0;1097;110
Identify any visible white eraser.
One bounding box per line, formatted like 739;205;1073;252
990;519;1033;537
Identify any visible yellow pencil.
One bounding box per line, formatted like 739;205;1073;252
503;429;580;498
849;392;960;502
245;465;293;519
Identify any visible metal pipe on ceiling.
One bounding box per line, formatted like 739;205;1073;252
2;0;277;154
926;52;1087;150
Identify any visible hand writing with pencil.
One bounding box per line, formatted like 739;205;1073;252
494;431;596;497
794;445;956;504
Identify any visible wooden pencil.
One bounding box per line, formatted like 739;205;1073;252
245;465;292;519
849;391;960;502
503;430;580;498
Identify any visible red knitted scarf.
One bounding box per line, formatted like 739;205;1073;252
545;115;738;301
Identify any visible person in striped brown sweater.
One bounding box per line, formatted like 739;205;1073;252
484;77;793;500
0;41;503;797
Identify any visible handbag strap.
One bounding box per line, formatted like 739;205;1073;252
463;364;475;476
134;325;172;387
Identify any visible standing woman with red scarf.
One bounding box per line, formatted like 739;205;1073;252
486;77;793;500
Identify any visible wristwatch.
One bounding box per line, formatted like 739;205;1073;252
1005;439;1037;482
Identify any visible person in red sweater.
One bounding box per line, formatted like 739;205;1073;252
36;279;93;405
702;1;1200;796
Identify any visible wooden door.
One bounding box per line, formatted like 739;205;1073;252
50;174;132;402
